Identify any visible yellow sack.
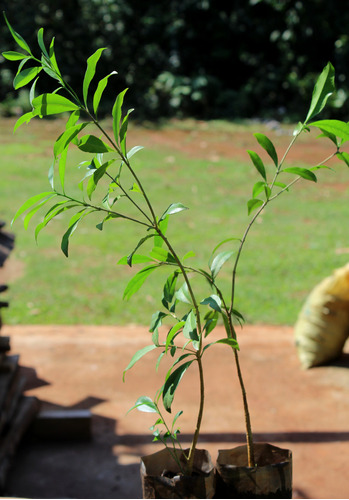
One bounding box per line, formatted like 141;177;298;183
294;263;349;369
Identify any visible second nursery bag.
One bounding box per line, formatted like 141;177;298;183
294;263;349;368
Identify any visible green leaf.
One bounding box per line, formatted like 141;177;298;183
183;310;198;341
162;271;179;309
215;338;240;349
337;151;349;167
120;108;134;155
13;66;42;89
283;167;317;182
2;51;28;61
127;234;155;267
127;145;144;160
247;198;264;215
309;119;349;143
83;48;106;108
54;123;89;158
48;37;62;79
204;337;240;354
160;203;188;221
13;111;36;132
201;295;222;312
305;62;335;123
4;13;32;54
163;361;193;413
86;160;114;200
203;310;218;337
61;210;91;257
32;93;79;116
150;247;177;264
123;265;158;300
254;133;278;166
78;135;113;153
252;181;267;199
117;254;155;265
210;250;234;279
128;396;158;413
123;345;158;381
37;27;49;58
247;150;267;180
112;88;128;145
154;216;168;248
165;321;185;353
12;191;56;225
149;311;168;333
58;147;68;192
176;282;192;304
93;71;118;115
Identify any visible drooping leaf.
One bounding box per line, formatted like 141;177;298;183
123;345;158;381
127;234;156;266
162;271;179;309
309;119;349;143
283;167;317;182
123;265;159;300
78;135;114;153
83;48;106;108
93;71;118;115
337;151;349;167
58;147;68;192
247;150;267;180
254;133;278;166
183;310;198;341
32;93;79;116
61;210;89;257
203;310;218;337
305;62;335;123
200;294;222;312
86;160;115;200
247;198;264;215
210;250;234;279
13;66;42;89
163;361;193;413
149;311;168;333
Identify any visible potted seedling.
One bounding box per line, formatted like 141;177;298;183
3;13;349;499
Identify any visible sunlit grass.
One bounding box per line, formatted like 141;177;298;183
1;117;348;326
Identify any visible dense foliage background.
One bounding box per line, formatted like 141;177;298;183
1;0;349;121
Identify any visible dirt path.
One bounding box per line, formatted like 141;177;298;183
2;323;349;499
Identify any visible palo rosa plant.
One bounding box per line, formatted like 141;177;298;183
3;12;349;476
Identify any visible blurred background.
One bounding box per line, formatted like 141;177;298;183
1;0;349;122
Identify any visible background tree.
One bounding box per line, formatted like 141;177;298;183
1;0;349;120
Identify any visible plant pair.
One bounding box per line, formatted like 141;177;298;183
3;12;349;489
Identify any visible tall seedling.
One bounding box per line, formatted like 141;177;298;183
3;13;349;472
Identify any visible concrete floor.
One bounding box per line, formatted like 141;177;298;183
2;324;349;499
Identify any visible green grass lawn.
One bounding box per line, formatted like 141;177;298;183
1;117;348;326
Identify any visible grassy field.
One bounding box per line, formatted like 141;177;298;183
1;117;348;327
